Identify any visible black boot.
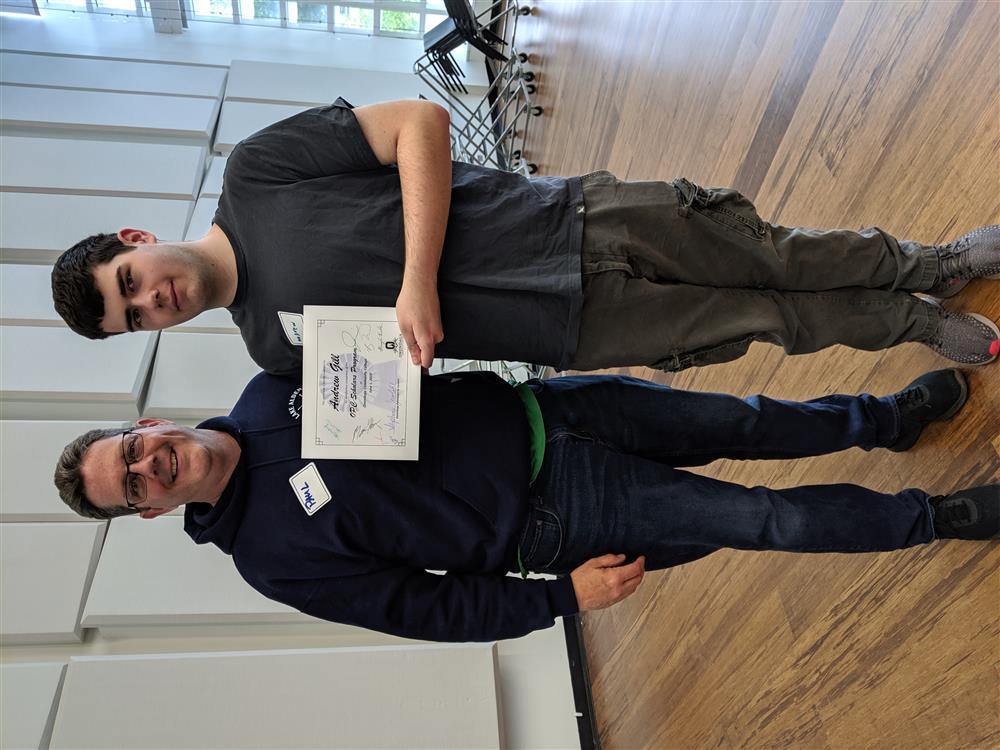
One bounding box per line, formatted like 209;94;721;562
887;369;968;452
931;484;1000;540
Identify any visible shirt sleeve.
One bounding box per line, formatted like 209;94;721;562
227;97;383;183
263;566;579;643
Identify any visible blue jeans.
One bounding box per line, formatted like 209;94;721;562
517;376;934;574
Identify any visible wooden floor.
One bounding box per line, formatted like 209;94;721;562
516;2;1000;748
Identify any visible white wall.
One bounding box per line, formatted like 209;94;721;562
1;523;106;644
0;662;66;750
51;646;503;749
1;420;126;521
0;193;194;264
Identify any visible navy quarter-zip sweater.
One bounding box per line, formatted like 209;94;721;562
184;371;579;642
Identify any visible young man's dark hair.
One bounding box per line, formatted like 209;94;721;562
51;233;132;340
53;425;135;520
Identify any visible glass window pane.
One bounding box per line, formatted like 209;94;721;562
253;0;280;19
380;8;417;32
334;5;372;31
93;0;137;9
290;0;326;24
193;0;233;17
42;0;87;7
427;0;445;9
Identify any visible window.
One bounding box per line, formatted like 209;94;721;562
41;0;145;17
333;3;372;32
191;0;233;20
288;0;326;26
40;0;448;36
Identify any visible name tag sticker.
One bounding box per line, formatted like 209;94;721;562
289;463;332;516
278;311;304;346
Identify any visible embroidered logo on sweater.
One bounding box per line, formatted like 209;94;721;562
287;387;302;420
289;463;332;516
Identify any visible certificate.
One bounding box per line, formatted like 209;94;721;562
301;306;421;460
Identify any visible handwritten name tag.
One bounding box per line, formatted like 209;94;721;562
278;311;304;347
288;463;332;516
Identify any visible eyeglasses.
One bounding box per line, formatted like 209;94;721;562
121;429;147;508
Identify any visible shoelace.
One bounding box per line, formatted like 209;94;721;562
934;498;975;527
939;227;1000;280
939;236;974;280
893;385;929;414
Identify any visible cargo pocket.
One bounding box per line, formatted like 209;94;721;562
653;334;758;372
580;169;616;187
674;177;767;242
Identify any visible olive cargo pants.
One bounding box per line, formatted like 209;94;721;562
571;171;942;372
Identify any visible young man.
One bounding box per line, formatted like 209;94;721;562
51;99;1000;374
54;367;998;643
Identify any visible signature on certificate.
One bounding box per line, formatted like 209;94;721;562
354;416;388;444
340;324;385;353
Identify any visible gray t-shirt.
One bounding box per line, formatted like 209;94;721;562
216;98;584;376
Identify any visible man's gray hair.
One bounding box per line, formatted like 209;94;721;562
54;426;139;520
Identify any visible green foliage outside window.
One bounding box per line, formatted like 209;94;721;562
381;9;418;32
297;0;326;23
335;5;372;30
253;0;279;18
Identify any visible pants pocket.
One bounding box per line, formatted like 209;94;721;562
580;169;616;187
519;504;564;571
653;334;758;372
673;177;767;242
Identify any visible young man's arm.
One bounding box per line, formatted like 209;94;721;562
353;99;452;368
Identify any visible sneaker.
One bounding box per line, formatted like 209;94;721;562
930;484;1000;540
886;369;968;452
927;225;1000;298
923;310;1000;365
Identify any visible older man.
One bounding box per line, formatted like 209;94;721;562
54;368;997;642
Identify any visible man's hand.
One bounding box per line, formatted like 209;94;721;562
396;277;444;368
570;554;646;611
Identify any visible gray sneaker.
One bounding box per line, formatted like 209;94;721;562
927;224;1000;298
923;311;999;365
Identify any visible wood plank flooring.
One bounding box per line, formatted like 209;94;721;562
516;2;1000;748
